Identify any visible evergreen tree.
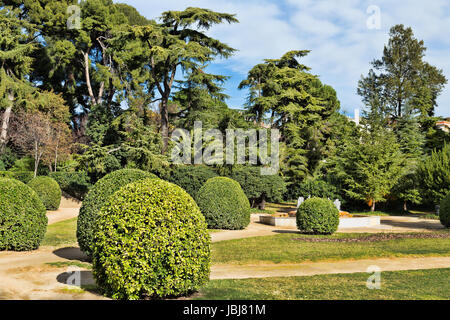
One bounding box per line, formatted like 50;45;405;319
0;7;36;152
130;7;238;153
358;24;447;120
335;123;405;211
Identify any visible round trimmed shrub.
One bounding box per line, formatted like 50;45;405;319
92;179;210;300
0;178;47;251
196;177;250;230
167;165;218;200
77;169;157;257
296;197;340;235
439;192;450;228
28;176;62;210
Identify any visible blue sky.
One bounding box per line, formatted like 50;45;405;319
117;0;450;118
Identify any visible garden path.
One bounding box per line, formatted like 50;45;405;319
210;256;450;280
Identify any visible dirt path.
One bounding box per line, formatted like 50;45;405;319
0;196;103;300
210;256;450;280
210;215;445;243
46;196;81;225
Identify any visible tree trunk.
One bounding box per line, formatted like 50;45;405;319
34;141;39;178
371;201;376;212
0;92;14;152
403;201;408;213
160;97;169;154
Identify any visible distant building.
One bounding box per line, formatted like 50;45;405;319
436;120;450;133
348;109;360;126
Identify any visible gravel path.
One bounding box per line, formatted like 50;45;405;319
210;256;450;280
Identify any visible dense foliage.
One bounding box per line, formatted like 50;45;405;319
92;178;210;300
77;169;157;257
333;124;405;211
439;193;450;228
196;177;250;230
417;144;450;204
167;165;218;200
296;198;340;235
285;179;341;203
0;170;34;183
0;178;47;251
49;171;92;200
0;1;447;219
229;167;286;209
28;176;62;210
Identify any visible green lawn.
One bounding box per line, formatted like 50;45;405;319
196;268;450;300
211;232;450;265
42;217;78;247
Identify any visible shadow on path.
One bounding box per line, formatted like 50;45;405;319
53;247;90;262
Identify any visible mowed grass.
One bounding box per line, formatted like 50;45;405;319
211;232;450;265
42;217;78;247
196;268;450;300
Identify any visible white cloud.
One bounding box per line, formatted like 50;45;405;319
118;0;450;116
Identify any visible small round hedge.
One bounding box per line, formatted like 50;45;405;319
77;169;157;257
28;176;62;210
0;178;47;251
196;177;250;230
92;178;210;300
167;165;218;200
439;193;450;228
296;197;340;235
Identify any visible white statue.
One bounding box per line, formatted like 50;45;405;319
334;199;341;211
297;197;304;209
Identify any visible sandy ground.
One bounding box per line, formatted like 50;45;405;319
0;205;447;300
210;215;446;243
46;197;81;225
0;197;105;300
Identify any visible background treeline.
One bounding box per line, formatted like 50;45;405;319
0;0;448;212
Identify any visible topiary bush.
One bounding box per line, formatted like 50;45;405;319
439;192;450;228
49;171;92;200
296;197;340;235
167;165;218;200
28;176;62;211
196;177;250;230
77;169;157;257
92;178;210;300
0;178;47;251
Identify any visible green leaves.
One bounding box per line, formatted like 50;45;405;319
296;197;339;235
335;126;406;210
91;178;210;299
196;177;250;230
417;143;450;204
77;169;157;257
0;178;47;251
28;176;62;211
